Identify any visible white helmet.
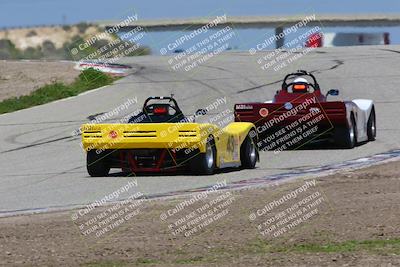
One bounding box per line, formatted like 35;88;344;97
293;77;309;84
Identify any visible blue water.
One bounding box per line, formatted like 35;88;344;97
119;26;400;55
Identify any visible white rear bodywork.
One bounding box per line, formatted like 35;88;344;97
323;33;389;47
345;99;375;143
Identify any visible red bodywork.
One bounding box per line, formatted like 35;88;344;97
234;83;349;148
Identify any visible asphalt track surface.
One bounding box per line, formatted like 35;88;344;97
0;45;399;215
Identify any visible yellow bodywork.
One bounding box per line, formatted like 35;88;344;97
81;122;256;168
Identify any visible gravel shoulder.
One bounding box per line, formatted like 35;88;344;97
0;60;79;101
1;160;399;266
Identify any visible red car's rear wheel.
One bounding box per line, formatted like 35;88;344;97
367;108;376;141
335;114;357;149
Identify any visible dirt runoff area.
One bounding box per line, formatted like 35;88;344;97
0;60;79;101
1;160;400;267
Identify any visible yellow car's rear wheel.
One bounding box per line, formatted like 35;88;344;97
190;136;216;175
240;135;257;169
87;150;110;177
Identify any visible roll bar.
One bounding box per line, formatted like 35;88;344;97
143;96;181;111
282;70;320;91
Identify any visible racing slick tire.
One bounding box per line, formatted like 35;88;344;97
240;135;257;169
87;150;110;177
367;108;376;141
190;136;216;175
335;114;357;149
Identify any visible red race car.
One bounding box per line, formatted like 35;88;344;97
234;70;376;150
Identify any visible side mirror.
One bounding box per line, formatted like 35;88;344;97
195;108;207;116
327;89;339;96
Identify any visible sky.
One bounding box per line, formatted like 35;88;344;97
1;0;400;28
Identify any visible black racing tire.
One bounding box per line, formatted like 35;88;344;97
240;135;257;169
335;114;357;149
87;150;110;177
190;136;216;175
367;108;376;141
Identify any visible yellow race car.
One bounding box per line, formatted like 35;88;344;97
81;96;258;176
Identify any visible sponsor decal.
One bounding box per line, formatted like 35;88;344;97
284;102;293;110
236;104;253;110
259;108;269;117
109;130;118;139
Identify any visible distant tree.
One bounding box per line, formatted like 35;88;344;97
62;25;71;31
0;39;19;59
0;39;14;50
26;30;38;37
76;22;92;34
42;40;56;53
22;47;44;59
41;40;58;58
0;50;12;59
